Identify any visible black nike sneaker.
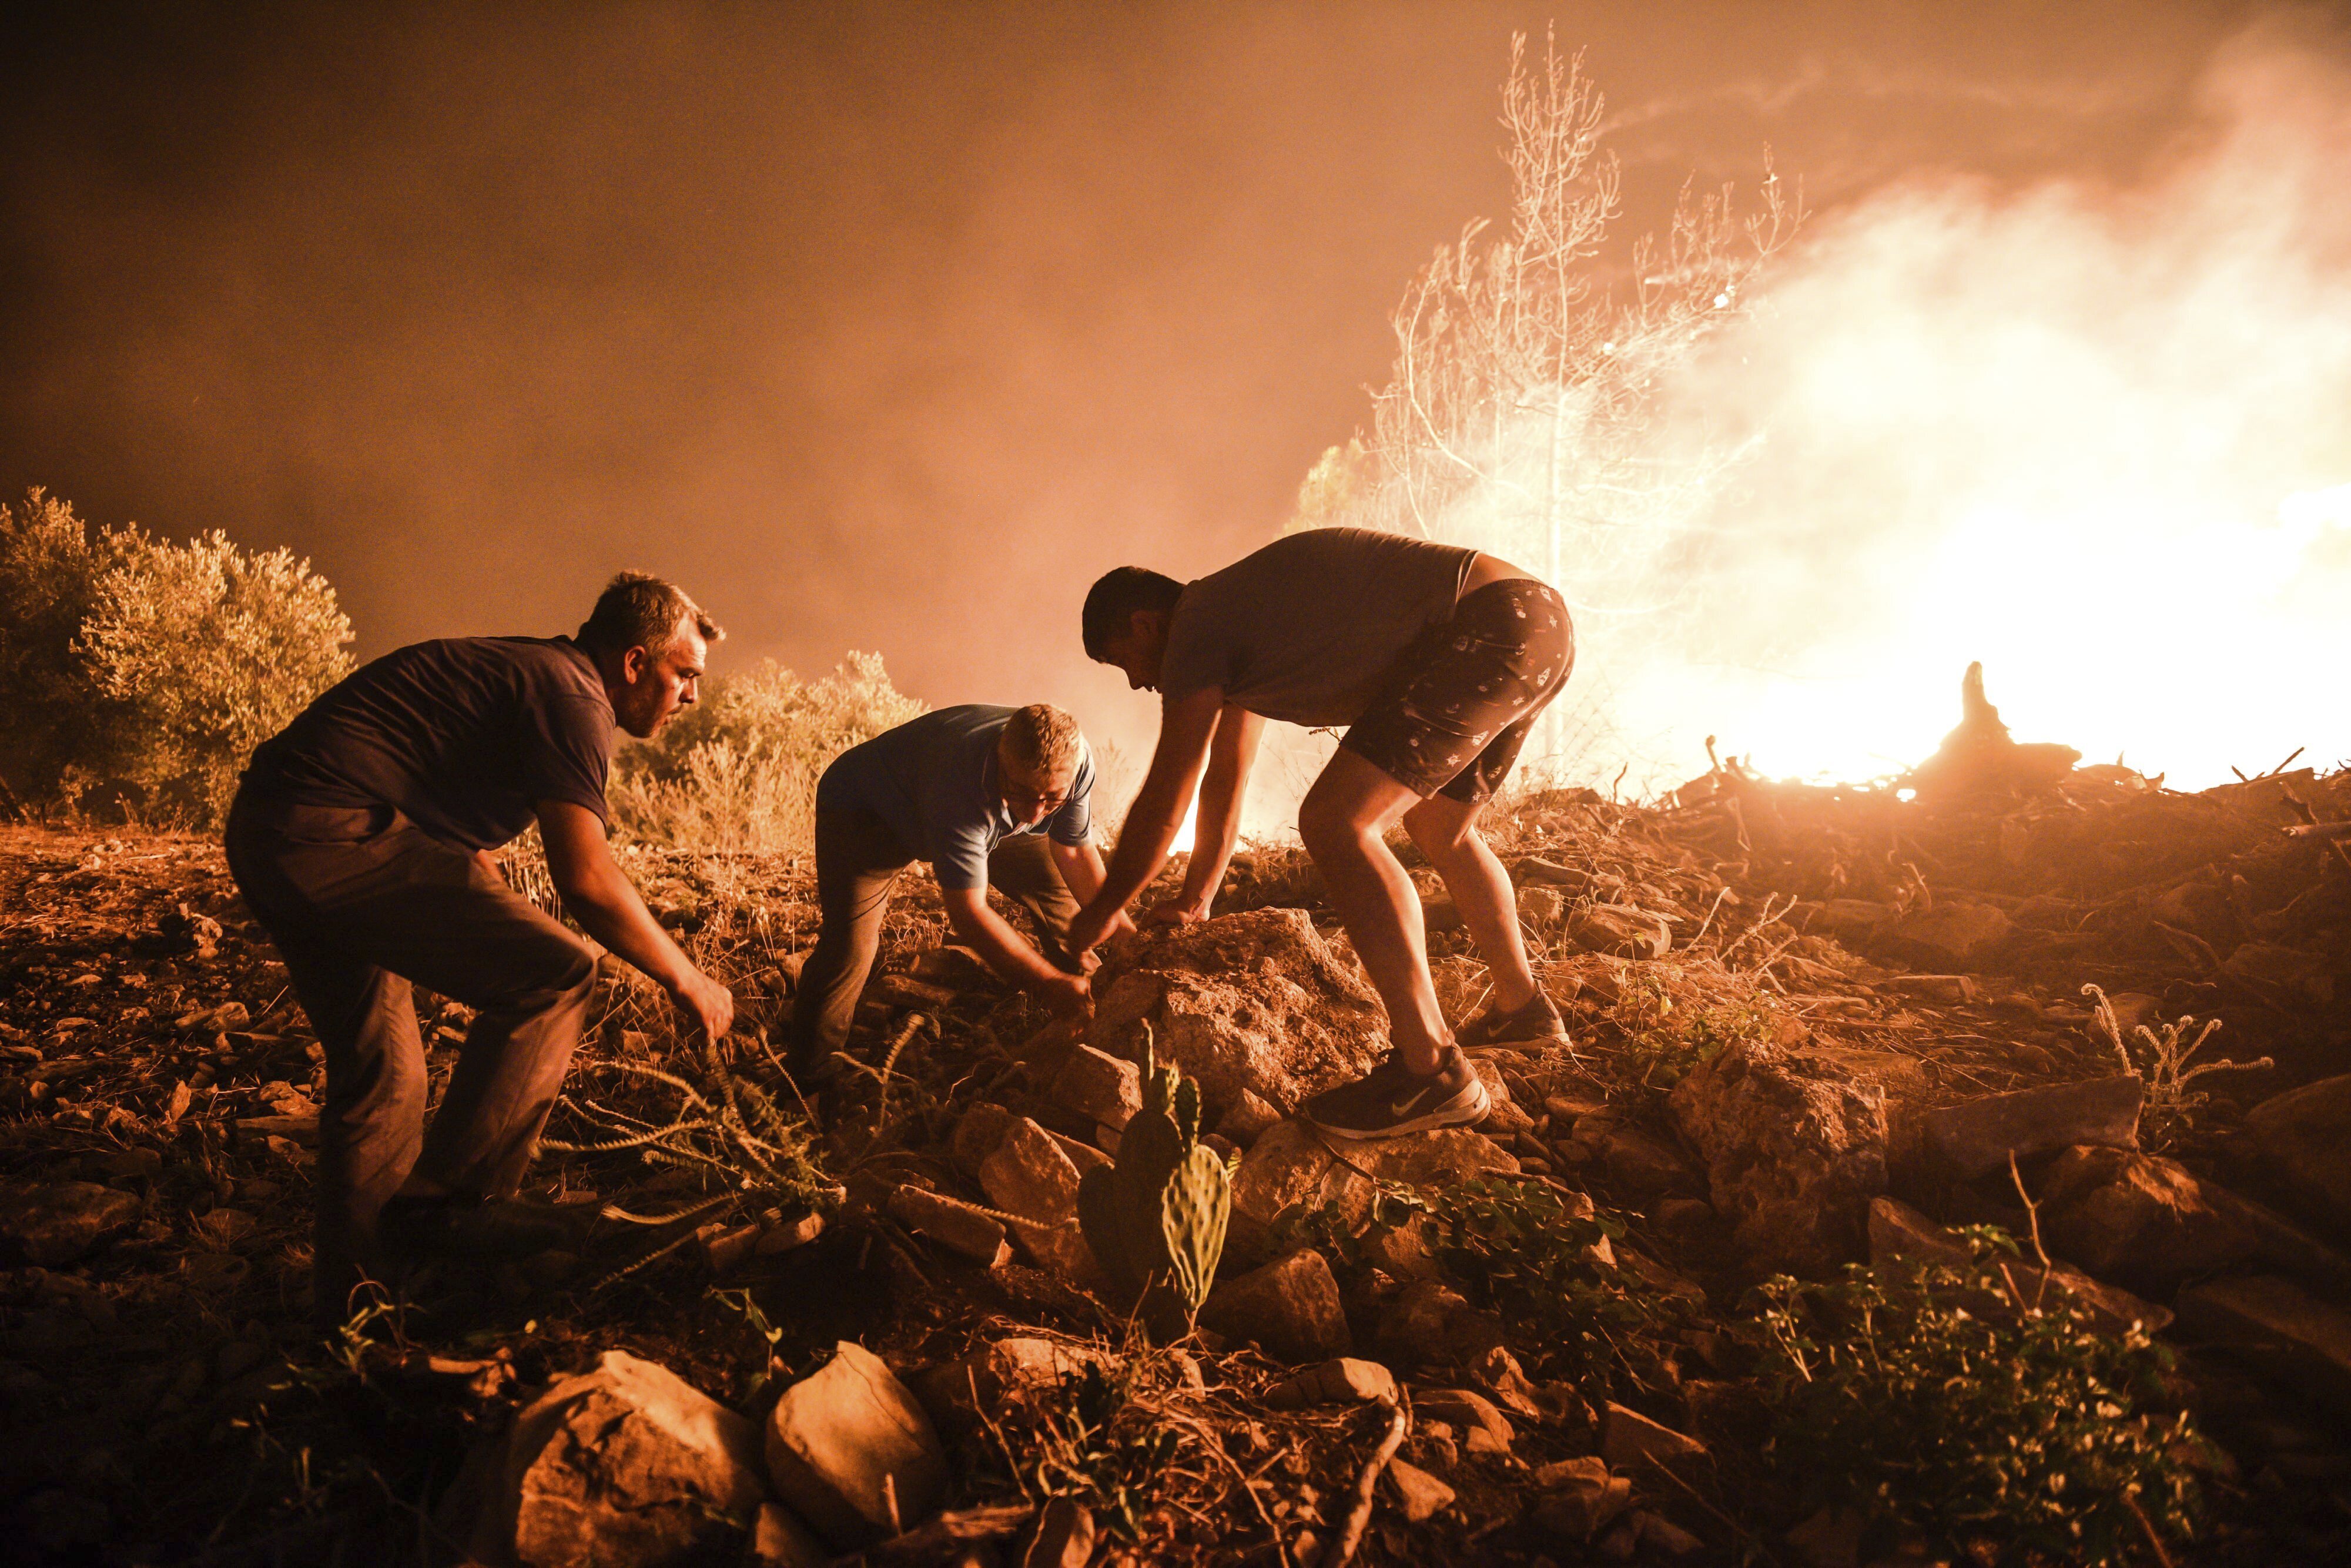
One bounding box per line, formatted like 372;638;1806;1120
1454;991;1571;1050
1302;1046;1491;1140
379;1192;575;1262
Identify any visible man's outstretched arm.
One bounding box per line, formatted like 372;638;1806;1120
1151;702;1262;926
536;799;734;1043
938;885;1091;1016
1066;686;1224;953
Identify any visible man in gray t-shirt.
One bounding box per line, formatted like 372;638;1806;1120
1069;527;1576;1141
791;703;1124;1075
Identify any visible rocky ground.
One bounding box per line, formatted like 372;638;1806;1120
3;755;2350;1567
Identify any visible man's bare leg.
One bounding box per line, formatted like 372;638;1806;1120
1298;748;1449;1074
1403;792;1539;1014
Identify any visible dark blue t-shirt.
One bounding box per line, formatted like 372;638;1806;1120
816;705;1094;891
244;636;613;851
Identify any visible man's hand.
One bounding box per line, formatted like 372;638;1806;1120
1035;969;1093;1020
669;966;736;1046
1142;894;1211;930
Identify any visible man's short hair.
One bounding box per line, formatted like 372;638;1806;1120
999;703;1083;782
1081;567;1184;659
577;571;723;655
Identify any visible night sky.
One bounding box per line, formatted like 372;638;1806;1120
0;0;2284;778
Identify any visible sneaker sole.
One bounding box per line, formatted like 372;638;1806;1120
1308;1078;1493;1141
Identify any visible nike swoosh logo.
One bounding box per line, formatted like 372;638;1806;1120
1388;1087;1432;1118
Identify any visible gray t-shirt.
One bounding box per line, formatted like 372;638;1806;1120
1157;528;1474;728
815;705;1095;892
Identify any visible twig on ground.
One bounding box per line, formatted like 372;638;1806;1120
1328;1399;1410;1567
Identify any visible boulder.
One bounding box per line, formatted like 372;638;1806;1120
1529;1456;1631;1540
0;1181;141;1267
1226;1118;1517;1261
1601;1402;1705;1470
2175;1275;2351;1418
886;1187;1013;1268
1670;1041;1889;1275
1866;1196;2171;1332
1383;1458;1455;1523
1921;1077;2142;1178
1881;902;2011;966
2244;1074;2351;1238
976;1117;1100;1282
1411;1387;1513;1454
1047;1045;1141;1131
498;1349;768;1568
765;1342;949;1549
1516;884;1566;930
949;1103;1020;1178
1086;908;1388;1121
2037;1147;2258;1293
1264;1357;1398;1409
1200;1249;1350;1363
1608;1410;1702;1476
1214;1088;1284;1147
979;1118;1077;1224
2222;942;2335;1007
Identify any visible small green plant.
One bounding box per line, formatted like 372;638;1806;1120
986;1361;1183;1544
1419;1175;1692;1396
2082;983;2270;1150
1077;1027;1231;1341
1750;1235;2207;1565
712;1285;788;1400
1624;1000;1773;1090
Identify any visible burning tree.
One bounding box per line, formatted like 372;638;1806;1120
1298;31;1796;775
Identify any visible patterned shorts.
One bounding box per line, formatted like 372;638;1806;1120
1341;578;1575;802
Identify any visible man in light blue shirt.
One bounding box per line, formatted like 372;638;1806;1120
788;703;1126;1075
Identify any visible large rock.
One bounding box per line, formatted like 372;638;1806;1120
498;1350;769;1567
2244;1074;2351;1238
1047;1045;1141;1131
1600;1403;1705;1470
977;1117;1101;1282
1670;1041;1888;1276
2032;1146;2351;1295
1200;1249;1351;1363
2175;1275;2351;1418
2037;1147;2258;1292
0;1181;141;1267
917;1338;1109;1435
1087;908;1388;1120
1921;1077;2142;1179
1225;1118;1518;1261
765;1342;949;1550
1866;1197;2171;1334
886;1186;1013;1268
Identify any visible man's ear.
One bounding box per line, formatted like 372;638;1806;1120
620;644;649;682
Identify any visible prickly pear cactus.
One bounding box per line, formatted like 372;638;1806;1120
1077;1024;1231;1339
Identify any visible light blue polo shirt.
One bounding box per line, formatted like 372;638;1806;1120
815;705;1094;891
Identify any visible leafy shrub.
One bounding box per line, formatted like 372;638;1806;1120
1750;1237;2206;1564
0;489;353;825
609;651;924;854
986;1361;1184;1544
79;529;353;824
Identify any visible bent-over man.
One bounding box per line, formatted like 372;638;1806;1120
225;572;735;1323
789;703;1126;1077
1068;527;1573;1140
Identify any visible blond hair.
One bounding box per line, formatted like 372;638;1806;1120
999;703;1083;782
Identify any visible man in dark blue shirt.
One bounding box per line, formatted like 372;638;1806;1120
227;572;734;1325
790;703;1125;1075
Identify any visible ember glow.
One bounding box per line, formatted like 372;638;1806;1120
1521;23;2351;793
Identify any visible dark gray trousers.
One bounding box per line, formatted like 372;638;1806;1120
788;809;1079;1068
223;788;597;1318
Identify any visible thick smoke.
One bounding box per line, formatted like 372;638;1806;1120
1618;17;2351;790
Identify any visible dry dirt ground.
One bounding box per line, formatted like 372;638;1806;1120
2;762;2349;1567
